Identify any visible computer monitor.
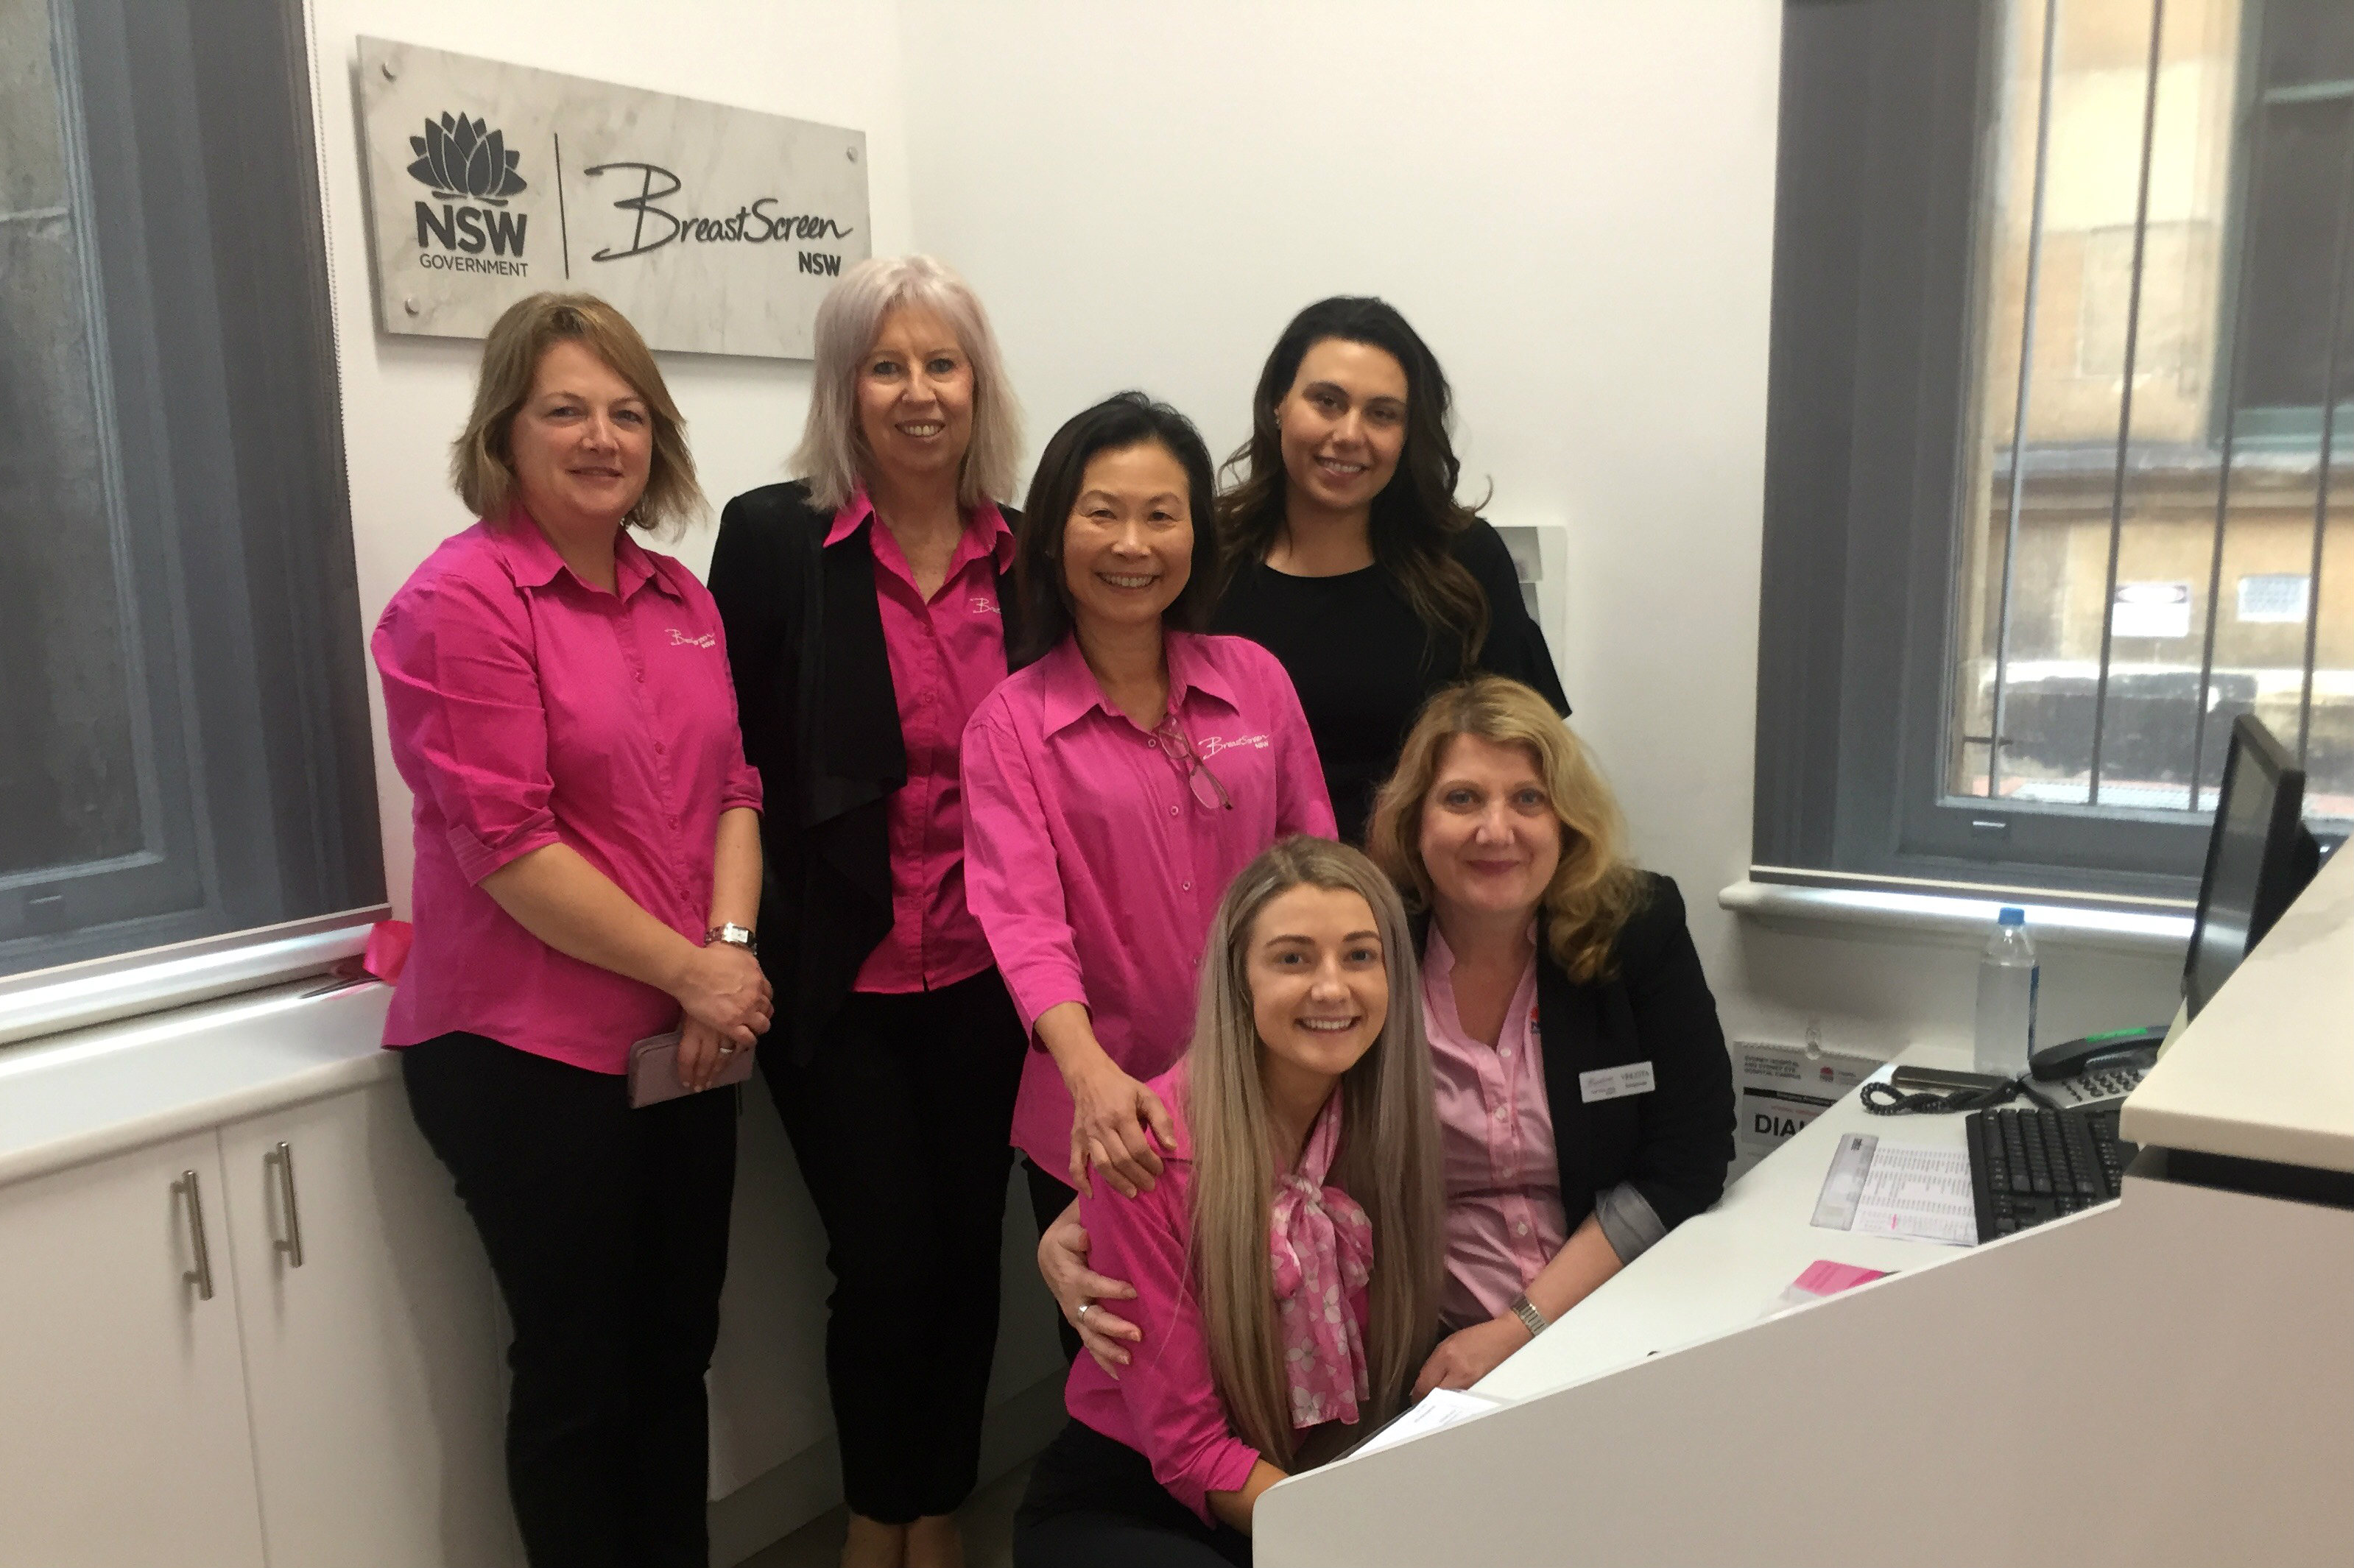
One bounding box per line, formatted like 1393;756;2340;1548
2183;714;2322;1018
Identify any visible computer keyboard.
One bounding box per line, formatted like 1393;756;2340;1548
1965;1106;2137;1242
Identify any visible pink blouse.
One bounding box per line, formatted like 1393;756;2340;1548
373;513;763;1074
961;632;1335;1173
1422;928;1570;1328
1065;1068;1372;1525
828;492;1013;994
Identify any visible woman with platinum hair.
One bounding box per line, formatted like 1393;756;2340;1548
708;254;1026;1568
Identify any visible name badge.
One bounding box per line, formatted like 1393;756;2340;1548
1579;1061;1656;1103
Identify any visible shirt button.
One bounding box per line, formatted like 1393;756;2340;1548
634;671;645;683
1169;805;1180;817
667;814;680;828
1492;1105;1509;1123
654;742;666;755
1514;1221;1530;1237
1498;1045;1513;1059
1181;880;1192;891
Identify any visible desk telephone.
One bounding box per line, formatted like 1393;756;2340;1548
2024;1025;2167;1110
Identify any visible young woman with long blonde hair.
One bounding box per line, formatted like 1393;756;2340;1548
1012;836;1445;1567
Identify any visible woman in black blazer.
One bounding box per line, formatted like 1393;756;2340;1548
1212;297;1570;844
707;255;1026;1568
1042;677;1733;1396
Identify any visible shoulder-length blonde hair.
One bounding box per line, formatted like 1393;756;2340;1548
1185;836;1444;1469
792;254;1021;514
1367;677;1649;983
451;292;702;534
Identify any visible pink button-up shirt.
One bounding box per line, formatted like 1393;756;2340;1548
1423;928;1569;1328
962;632;1335;1173
1065;1067;1372;1525
828;492;1013;994
373;513;763;1075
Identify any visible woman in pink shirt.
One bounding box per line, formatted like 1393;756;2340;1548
373;293;769;1568
961;394;1336;1292
1046;677;1734;1402
1012;836;1442;1567
706;255;1029;1568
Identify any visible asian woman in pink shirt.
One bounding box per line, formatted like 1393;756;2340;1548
1011;836;1443;1567
373;294;769;1568
960;395;1336;1303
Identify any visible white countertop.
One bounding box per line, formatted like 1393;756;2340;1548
0;979;395;1186
2121;838;2354;1175
1475;1049;1987;1404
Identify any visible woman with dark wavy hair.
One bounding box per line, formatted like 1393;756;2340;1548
1213;297;1569;843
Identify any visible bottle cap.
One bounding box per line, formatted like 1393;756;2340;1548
1998;906;2026;927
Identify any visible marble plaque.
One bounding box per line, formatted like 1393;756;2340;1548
354;38;869;359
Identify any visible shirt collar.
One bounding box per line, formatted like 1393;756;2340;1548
826;487;1017;576
492;503;678;601
1038;629;1238;738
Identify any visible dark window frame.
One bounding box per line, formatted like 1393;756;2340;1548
0;0;381;979
1755;0;2218;905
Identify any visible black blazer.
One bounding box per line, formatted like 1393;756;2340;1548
706;481;1022;1062
1423;872;1735;1239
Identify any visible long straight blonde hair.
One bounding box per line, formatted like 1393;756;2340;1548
1185;836;1445;1469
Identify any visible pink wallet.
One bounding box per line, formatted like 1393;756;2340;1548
627;1029;755;1108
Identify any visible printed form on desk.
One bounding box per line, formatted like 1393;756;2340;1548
1811;1132;1977;1247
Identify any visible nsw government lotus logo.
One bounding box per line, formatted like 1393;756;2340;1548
408;111;532;275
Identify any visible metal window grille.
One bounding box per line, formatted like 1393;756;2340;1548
1966;0;2354;820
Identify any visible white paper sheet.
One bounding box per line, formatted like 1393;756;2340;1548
1811;1132;1977;1246
1346;1388;1507;1461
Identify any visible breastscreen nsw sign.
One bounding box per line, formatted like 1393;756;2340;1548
355;38;870;361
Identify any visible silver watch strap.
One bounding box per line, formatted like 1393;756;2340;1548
1509;1292;1549;1339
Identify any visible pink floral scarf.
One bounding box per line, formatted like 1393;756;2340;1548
1269;1091;1374;1430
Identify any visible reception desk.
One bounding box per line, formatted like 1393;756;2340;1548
1260;850;2354;1567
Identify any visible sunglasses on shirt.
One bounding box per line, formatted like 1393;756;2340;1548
1155;715;1233;811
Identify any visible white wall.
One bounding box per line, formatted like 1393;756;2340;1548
306;0;916;917
892;0;2182;1059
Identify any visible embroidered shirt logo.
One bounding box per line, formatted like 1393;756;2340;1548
968;595;1001;615
1196;732;1270;759
667;628;716;648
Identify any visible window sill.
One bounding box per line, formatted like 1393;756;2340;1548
0;908;386;1048
1719;877;2192;960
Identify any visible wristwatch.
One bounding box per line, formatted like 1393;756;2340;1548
1508;1292;1549;1341
705;922;758;955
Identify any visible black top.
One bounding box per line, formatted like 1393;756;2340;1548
705;481;1023;1063
1412;873;1735;1240
1211;520;1570;842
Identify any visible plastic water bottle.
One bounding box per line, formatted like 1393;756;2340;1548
1973;907;2039;1078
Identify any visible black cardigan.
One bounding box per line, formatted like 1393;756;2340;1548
1423;872;1735;1240
705;481;1021;1062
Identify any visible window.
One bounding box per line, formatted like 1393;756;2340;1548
1758;0;2353;904
0;0;381;984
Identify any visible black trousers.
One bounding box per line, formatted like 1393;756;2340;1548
401;1031;736;1568
765;968;1026;1523
1013;1418;1252;1568
1024;1156;1084;1363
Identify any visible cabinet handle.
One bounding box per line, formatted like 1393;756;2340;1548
174;1170;215;1301
265;1141;306;1268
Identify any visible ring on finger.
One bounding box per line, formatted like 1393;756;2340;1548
1078;1303;1093;1321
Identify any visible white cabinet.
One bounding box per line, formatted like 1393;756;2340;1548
217;1083;521;1568
0;1131;269;1567
0;1075;521;1568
